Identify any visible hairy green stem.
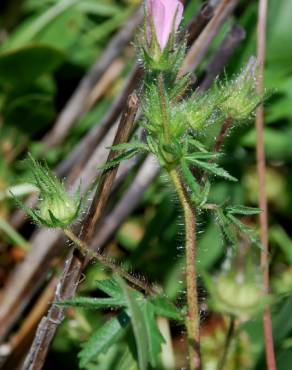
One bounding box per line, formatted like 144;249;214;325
156;72;201;369
169;168;201;370
63;228;155;295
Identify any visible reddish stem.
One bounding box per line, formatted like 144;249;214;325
256;1;277;369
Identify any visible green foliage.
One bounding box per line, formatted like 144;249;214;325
0;44;64;86
78;312;130;369
57;276;181;369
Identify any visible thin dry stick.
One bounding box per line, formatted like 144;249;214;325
178;0;238;78
0;279;57;370
256;0;277;369
92;155;159;252
56;65;143;179
85;58;124;110
42;7;142;149
79;93;139;244
184;2;214;46
21;93;139;370
198;23;246;92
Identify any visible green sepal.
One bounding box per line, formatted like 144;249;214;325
187;159;237;182
226;205;262;215
198;180;211;207
227;214;263;249
180;160;201;203
187;137;208;153
215;208;237;246
185;152;222;160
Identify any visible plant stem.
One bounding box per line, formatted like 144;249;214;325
217;316;235;370
169;168;201;370
256;0;277;369
63;228;155;295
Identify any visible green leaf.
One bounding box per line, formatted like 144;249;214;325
199;180;211;207
141;302;164;367
188;138;208;152
100;149;140;170
146;136;158;154
4;94;56;134
107;142;147;152
78;312;130;368
56;296;126;309
189;159;237;182
0;45;64;85
36;8;85;51
226;205;262;215
270;225;292;264
78;1;122;16
150;297;182;322
0;183;38;201
180;160;201;202
117;276;149;370
96;278;124;298
1;0;81;50
185;152;222;160
0;218;31;251
227;214;262;248
215;209;237;246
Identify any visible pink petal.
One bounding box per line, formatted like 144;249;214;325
146;0;183;50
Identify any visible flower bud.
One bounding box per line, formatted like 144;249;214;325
216;274;262;317
204;269;267;319
142;0;183;70
14;154;82;228
146;0;183;52
39;193;80;228
218;57;263;121
184;88;224;131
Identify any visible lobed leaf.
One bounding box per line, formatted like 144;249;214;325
141;302;165;367
56;296;126;309
78;312;130;368
150;296;182;322
226;205;262;215
117;276;149;370
100;149;140;170
189;159;237;182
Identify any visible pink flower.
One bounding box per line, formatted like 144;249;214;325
146;0;183;51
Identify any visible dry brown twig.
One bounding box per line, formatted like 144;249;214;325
179;0;238;78
21;92;139;370
42;7;143;149
0;279;58;370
